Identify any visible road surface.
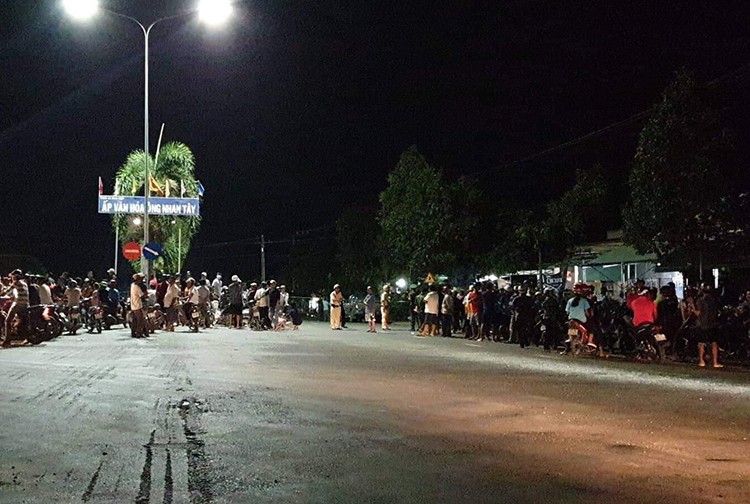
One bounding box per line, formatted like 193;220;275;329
1;322;748;503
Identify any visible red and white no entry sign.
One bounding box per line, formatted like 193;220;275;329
122;242;142;261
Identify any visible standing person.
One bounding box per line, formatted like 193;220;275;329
197;279;211;328
226;275;244;329
163;275;180;332
465;284;482;339
512;286;535;348
363;286;379;333
694;285;723;368
155;275;168;309
254;281;270;330
330;284;344;330
182;278;200;331
480;282;497;340
657;285;681;353
129;273;147;338
211;273;223;300
420;285;440;336
279;285;289;313
380;284;392;331
267;280;280;328
441;285;454;337
408;289;420;333
2;270;29;347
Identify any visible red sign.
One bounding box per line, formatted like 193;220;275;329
122;242;142;261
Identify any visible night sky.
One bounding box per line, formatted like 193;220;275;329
1;0;749;280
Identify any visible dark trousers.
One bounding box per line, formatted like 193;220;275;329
517;318;532;348
442;314;453;337
260;306;271;329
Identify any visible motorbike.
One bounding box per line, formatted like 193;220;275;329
86;304;104;333
146;305;165;333
104;301;128;330
187;303;201;333
0;302;47;346
632;323;668;364
565;319;598;356
65;306;83;335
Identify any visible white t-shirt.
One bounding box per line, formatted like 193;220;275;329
255;288;268;307
424;291;439;315
39;284;53;305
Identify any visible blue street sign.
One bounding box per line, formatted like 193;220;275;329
142;242;163;261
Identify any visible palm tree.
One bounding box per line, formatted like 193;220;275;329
113;141;202;274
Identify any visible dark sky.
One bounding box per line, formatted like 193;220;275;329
1;0;749;279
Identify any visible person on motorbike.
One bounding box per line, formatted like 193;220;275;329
38;276;53;306
64;280;82;309
564;285;593;353
106;280;121;318
2;270;29;347
628;288;656;328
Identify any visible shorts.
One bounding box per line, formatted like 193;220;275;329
695;327;718;344
366;312;376;322
224;303;243;316
424;313;438;325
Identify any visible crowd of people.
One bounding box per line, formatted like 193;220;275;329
398;279;750;368
3;267;750;370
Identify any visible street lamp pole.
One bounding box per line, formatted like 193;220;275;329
63;0;234;275
103;11;185;275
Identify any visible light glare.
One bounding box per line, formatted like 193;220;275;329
396;278;408;290
197;0;233;26
62;0;100;21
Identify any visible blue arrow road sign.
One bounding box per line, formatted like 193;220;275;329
142;242;163;261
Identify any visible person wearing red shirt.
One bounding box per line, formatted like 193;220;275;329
464;285;482;340
629;288;656;327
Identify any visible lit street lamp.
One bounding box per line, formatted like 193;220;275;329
62;0;233;275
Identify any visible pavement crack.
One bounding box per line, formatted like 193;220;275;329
136;429;156;504
179;398;213;503
81;457;104;502
163;449;174;504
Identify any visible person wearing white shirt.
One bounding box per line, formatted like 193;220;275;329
211;274;222;300
254;281;270;329
421;285;440;336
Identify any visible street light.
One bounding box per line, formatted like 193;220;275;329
62;0;99;21
62;1;233;275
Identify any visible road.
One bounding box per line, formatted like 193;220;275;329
1;321;749;503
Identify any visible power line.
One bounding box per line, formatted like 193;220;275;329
469;60;750;178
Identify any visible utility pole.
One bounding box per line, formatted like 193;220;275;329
260;234;266;282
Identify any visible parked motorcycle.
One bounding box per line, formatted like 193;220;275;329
65;306;83;335
87;305;104;334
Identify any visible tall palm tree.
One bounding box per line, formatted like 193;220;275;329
113;141;202;274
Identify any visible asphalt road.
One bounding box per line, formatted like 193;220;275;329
1;322;749;503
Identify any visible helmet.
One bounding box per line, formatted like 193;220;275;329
573;283;590;295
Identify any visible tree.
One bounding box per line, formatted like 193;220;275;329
623;70;734;262
378;146;482;277
482;167;608;279
112;142;202;274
